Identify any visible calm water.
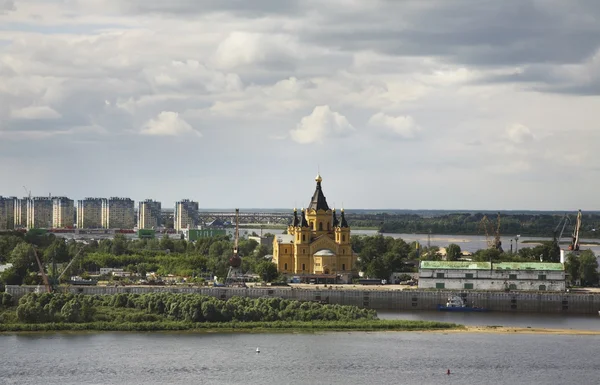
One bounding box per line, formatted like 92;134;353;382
249;228;600;255
1;332;599;385
379;311;600;331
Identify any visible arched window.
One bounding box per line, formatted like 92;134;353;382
310;221;314;230
342;264;346;271
302;263;306;271
342;235;346;242
302;234;306;242
319;222;323;231
284;263;288;271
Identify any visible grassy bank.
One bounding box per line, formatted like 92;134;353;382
0;319;462;333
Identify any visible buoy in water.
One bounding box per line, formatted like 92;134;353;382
256;347;260;353
447;369;451;375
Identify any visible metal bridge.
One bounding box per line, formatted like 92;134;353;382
197;211;292;225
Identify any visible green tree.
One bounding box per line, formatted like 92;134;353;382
578;250;599;287
446;244;462;261
111;234;128;256
159;234;175;252
565;253;580;284
255;261;278;282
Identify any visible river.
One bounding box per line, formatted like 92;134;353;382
246;228;600;255
1;331;599;385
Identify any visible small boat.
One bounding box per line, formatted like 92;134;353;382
437;295;489;312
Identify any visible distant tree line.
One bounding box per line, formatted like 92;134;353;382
350;212;600;238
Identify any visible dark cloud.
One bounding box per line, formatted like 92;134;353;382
117;0;303;17
0;0;15;13
304;0;600;67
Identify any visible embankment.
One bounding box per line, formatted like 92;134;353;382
6;285;600;315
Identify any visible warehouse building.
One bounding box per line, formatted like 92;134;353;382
418;261;565;292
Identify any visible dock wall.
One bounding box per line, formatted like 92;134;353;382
5;285;600;315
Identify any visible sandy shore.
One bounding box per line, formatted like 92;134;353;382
430;326;600;335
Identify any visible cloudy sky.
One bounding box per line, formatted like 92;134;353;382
1;0;599;210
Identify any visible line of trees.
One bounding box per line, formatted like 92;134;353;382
9;292;377;324
373;212;600;239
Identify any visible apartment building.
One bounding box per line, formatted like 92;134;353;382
102;197;135;229
13;198;27;228
175;199;199;232
138;199;161;229
0;196;16;230
27;197;53;229
77;198;105;229
52;197;74;228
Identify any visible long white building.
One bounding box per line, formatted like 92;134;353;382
418;261;566;292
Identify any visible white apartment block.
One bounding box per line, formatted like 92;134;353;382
102;197;135;229
138;199;161;229
13;198;27;229
77;198;105;229
175;199;198;232
52;197;74;228
27;197;53;229
0;196;16;230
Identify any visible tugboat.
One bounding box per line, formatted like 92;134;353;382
437;295;489;312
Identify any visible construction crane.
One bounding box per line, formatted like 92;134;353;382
57;246;86;282
23;186;31;199
225;209;243;286
568;210;582;252
32;247;52;293
478;215;494;248
493;212;503;252
552;213;570;248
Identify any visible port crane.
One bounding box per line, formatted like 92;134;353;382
568;210;582;252
32;247;52;293
493;212;503;252
57;246;86;282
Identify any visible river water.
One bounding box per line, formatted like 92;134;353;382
1;331;599;385
248;228;600;255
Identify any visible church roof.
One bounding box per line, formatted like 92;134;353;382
340;209;349;228
308;174;330;211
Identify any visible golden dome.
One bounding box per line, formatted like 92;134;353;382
315;173;322;183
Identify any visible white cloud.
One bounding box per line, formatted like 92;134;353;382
290;105;354;144
506;123;535;144
140;111;200;137
10;106;61;120
367;112;421;139
212;31;302;70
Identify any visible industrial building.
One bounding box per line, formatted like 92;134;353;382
102;197;135;229
52;197;74;228
138;199;161;229
77;198;105;229
418;261;566;292
0;196;16;230
174;199;199;232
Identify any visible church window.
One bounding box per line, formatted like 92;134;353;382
302;234;306;242
302;263;306;271
284;263;288;271
303;249;306;254
319;222;323;231
342;235;346;242
342;264;346;271
284;248;287;253
342;249;345;254
310;221;314;230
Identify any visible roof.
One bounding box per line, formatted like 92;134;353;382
493;262;564;271
275;234;294;244
420;261;564;271
308;180;330;211
314;249;336;256
420;261;491;270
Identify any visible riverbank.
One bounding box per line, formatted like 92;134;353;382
0;319;461;333
439;326;600;336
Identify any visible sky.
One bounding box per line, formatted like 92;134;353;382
0;0;599;210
